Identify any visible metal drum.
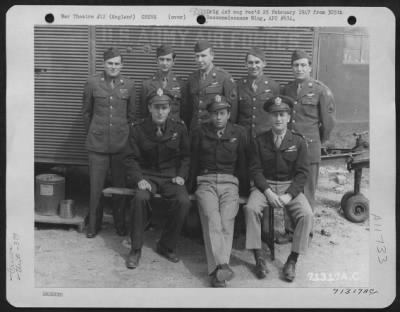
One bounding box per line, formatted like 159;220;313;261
59;199;75;218
35;174;65;215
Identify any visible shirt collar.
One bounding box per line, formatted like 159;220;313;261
201;64;214;76
272;129;287;140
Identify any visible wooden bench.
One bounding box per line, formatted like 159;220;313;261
102;187;275;260
35;213;85;233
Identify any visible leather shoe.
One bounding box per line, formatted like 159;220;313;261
86;232;96;238
255;258;268;279
283;260;296;282
215;264;234;282
86;228;97;238
211;274;226;288
126;249;141;269
86;223;102;238
156;244;180;263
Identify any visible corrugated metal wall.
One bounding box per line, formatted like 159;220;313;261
35;26;314;165
35;25;90;165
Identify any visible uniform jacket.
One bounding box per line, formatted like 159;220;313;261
189;122;249;195
140;71;188;123
187;66;237;129
82;72;136;153
124;117;190;187
250;129;309;198
237;74;280;138
282;77;335;163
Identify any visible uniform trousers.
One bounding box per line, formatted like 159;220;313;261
88;151;126;233
195;174;240;274
244;180;312;255
304;162;319;211
129;175;191;251
283;163;319;233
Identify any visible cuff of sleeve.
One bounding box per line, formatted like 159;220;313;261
177;169;188;181
255;176;270;194
128;174;143;187
286;186;299;199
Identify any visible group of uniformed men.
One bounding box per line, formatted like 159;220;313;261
82;40;335;287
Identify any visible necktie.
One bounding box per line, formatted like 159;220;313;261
110;79;115;89
275;134;283;148
251;80;258;92
296;83;302;95
156;125;163;137
217;130;224;138
162;77;167;89
201;71;207;81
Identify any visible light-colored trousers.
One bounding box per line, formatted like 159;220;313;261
304;162;319;211
244;180;313;255
195;174;240;274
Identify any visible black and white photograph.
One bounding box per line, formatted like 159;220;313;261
6;5;396;308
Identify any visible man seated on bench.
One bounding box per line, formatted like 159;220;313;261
244;95;312;282
124;88;191;269
189;95;248;288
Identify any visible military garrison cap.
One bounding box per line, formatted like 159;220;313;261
156;44;176;57
246;47;265;62
194;40;212;52
291;49;311;63
207;95;231;112
264;96;294;113
150;88;172;105
104;48;122;61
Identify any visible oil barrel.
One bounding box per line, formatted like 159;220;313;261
35;174;65;215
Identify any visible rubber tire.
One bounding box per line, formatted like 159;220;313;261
340;191;355;211
343;194;369;223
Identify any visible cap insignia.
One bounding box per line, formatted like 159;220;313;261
157;88;163;96
275;97;282;105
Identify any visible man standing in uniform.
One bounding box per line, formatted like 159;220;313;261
189;95;248;287
140;44;188;123
244;96;313;282
124;88;191;269
82;47;136;238
282;50;335;212
187;40;237;130
237;47;280;139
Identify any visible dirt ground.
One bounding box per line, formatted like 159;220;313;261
34;122;370;288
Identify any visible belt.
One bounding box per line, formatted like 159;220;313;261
266;179;292;185
200;169;234;175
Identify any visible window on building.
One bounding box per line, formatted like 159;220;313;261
343;34;369;64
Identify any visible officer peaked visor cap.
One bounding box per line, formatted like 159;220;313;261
246;47;265;62
207;95;231;112
151;94;171;106
264;96;294;113
194;40;212;52
291;49;311;63
104;48;122;61
157;44;175;57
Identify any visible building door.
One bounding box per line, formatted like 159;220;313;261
317;30;369;122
